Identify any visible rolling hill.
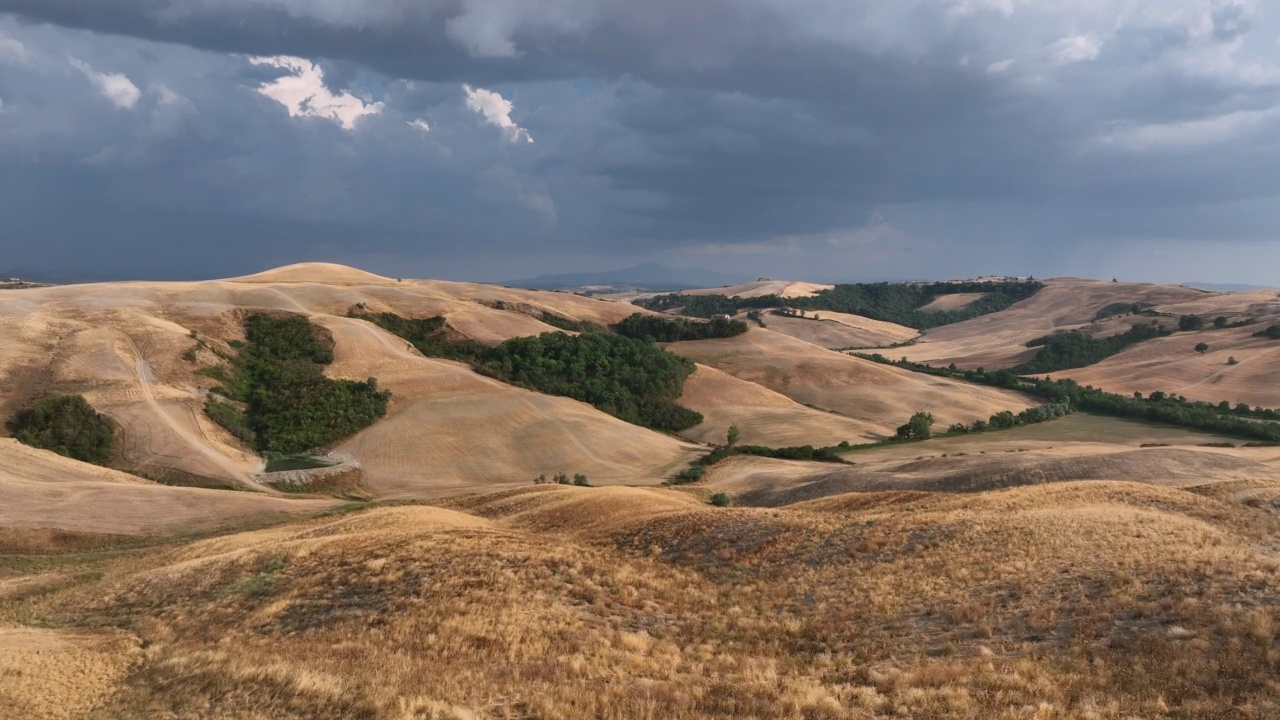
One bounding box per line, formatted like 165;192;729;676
5;266;1280;719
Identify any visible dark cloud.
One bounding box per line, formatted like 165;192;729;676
1;1;1279;283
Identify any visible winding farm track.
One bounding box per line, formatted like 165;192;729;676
120;334;268;491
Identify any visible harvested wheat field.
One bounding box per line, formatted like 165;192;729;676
4;266;1280;719
3;478;1280;719
899;278;1212;369
682;279;834;299
0;264;688;495
0;439;337;535
669;327;1035;436
916;292;986;312
750;311;917;349
317;316;701;496
1060;325;1280;408
677;364;881;447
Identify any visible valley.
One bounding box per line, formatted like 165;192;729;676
3;264;1280;719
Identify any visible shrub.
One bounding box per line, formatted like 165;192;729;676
1228;356;1240;365
672;465;706;485
7;395;115;465
710;493;731;507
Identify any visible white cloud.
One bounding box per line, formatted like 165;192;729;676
248;55;382;131
1048;35;1102;66
986;58;1015;74
69;57;141;109
463;84;534;143
0;32;30;64
408;118;431;132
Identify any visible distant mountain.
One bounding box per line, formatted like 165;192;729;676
506;263;753;291
1184;282;1277;293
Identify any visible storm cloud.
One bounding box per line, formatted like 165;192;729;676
1;1;1278;282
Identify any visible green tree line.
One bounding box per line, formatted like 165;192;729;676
636;279;1044;329
614;313;748;342
1014;322;1170;374
854;352;1280;443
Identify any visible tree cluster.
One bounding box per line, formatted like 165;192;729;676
476;331;703;432
353;311;489;362
895;412;935;441
1014;322;1169;374
634;293;777;319
535;472;590;486
614;313;748;342
1179;315;1204;332
204;313;391;455
7;395;115;465
1254;325;1280;340
360;312;706;433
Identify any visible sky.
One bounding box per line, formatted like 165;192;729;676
1;1;1279;284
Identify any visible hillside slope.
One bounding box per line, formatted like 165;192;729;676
8;480;1280;718
669;327;1035;436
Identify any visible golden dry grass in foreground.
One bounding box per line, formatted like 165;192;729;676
4;478;1280;719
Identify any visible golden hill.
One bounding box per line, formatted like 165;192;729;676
668;326;1035;436
0;265;695;494
898;278;1213;369
0;438;336;535
6;478;1280;719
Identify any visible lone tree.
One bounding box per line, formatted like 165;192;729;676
1228;356;1240;365
1195;342;1210;355
726;423;741;448
896;411;935;441
1214;316;1229;329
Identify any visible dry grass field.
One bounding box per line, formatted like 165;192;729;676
669;327;1036;436
4;267;1280;718
893;278;1280;410
916;292;986;312
749;311;918;349
3;474;1280;719
682;280;834;299
898;278;1214;369
0;263;697;494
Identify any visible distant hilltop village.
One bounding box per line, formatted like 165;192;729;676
0;277;54;289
